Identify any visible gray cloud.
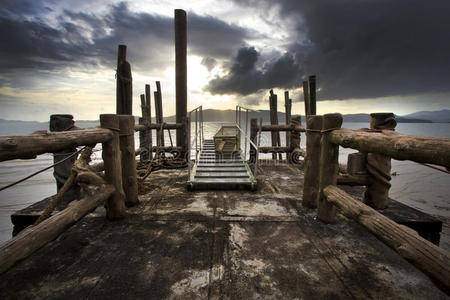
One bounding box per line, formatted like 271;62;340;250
0;2;254;80
206;46;302;95
216;0;450;100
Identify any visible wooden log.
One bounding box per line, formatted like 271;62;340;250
303;81;309;117
250;118;257;163
139;94;149;162
337;174;371;186
308;75;316;115
269;90;282;160
119;115;138;207
323;185;450;292
347;152;368;175
329;129;450;169
116;45;132;115
49;114;79;206
365;113;396;209
150;146;183;152
0;184;115;274
175;9;188;156
100;114;126;219
260;124;306;132
135;123;185;131
317;113;343;222
302;115;323;208
0;128;112;162
285;91;292;146
289;116;302;164
154;82;165;147
145;84;153;160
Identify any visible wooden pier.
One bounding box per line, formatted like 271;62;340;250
1;164;448;299
0;8;449;299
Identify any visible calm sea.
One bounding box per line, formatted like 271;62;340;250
0;121;449;248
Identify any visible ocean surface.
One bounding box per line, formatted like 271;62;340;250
0;121;449;250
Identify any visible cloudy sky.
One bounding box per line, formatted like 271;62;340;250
1;0;449;121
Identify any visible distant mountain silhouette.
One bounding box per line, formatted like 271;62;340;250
402;109;450;123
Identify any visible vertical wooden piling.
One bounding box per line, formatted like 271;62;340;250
269;90;282;160
145;84;153;160
139;95;149;162
100;114;126;219
302;115;323;208
365;113;397;209
317;113;342;222
303;81;310;118
250;118;258;163
175;9;187;157
285;91;292;147
116;45;132;115
308;75;316;116
49;114;79;208
119;115;138;207
155;81;164;147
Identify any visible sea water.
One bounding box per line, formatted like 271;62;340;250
0;122;449;249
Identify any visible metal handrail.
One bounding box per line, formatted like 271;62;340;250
235;106;260;180
187;106;203;181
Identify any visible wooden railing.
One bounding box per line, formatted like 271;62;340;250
302;112;450;292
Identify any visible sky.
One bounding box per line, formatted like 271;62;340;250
0;0;449;121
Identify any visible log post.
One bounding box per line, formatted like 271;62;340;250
116;45;132;115
49;114;80;209
303;81;310;117
302;115;323;208
347;152;368;175
285;91;292;147
308;75;316;116
155;82;164;147
289;116;302;164
139;94;149;162
175;9;187;158
250;118;257;163
100;114;126;219
317;113;343;222
119;115;138;207
145;84;153;160
365;112;397;209
269;90;282;160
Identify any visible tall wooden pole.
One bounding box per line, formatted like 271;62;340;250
269;90;282;160
100;114;126;219
308;75;316;116
284;91;292;147
317;113;342;223
119;115;138;207
365;113;397;209
139;95;149;162
175;9;187;157
303;81;310;117
250;118;258;163
116;45;132;115
302;115;323;208
155;81;164;147
145;84;153;160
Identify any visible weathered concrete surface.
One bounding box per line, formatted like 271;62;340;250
1;163;448;299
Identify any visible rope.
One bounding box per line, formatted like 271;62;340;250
0;146;86;192
416;162;450;174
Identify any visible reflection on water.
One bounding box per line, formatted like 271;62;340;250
0;122;449;245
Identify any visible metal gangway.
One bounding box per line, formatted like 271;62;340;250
187;106;260;190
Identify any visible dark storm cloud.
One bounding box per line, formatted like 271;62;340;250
216;0;450;100
0;2;253;78
206;46;302;95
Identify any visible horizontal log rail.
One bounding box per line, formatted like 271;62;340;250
0;184;115;274
329;128;450;168
260;124;305;132
0;128;113;162
323;185;450;293
134;122;184;131
259;146;305;157
337;174;371;186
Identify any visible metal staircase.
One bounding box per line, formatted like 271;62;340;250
187;106;258;191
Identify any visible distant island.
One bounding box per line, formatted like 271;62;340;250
0;109;448;135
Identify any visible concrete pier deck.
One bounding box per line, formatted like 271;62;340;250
1;163;447;299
